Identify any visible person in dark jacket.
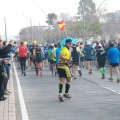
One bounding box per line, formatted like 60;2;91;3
96;46;106;79
83;42;94;74
107;42;120;83
0;40;14;101
71;44;82;79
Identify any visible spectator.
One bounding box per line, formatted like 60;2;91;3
0;40;14;101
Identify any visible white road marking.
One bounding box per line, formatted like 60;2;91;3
99;84;120;95
13;62;29;120
83;77;120;95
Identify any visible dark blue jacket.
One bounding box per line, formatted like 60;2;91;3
83;45;94;60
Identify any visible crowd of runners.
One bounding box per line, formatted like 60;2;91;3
1;39;120;102
11;40;120;102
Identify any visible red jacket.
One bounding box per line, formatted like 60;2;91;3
18;45;28;57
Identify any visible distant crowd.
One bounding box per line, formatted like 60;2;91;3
0;39;120;102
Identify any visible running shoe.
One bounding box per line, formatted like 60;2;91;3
79;70;82;76
59;95;64;102
0;97;7;101
4;91;9;95
109;78;113;81
63;94;71;98
73;75;77;79
74;76;77;79
71;74;74;77
24;72;26;76
26;66;28;69
89;69;92;74
40;72;42;77
54;72;57;76
18;66;20;70
7;89;11;93
101;74;105;79
117;78;120;83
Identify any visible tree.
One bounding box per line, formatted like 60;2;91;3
46;13;57;26
78;0;96;20
77;0;102;41
59;13;72;21
102;10;120;42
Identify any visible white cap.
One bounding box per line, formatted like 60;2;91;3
51;43;54;46
86;42;90;45
39;44;42;47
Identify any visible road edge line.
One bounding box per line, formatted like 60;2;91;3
13;62;29;120
82;76;120;95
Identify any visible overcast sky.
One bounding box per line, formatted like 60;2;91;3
0;0;120;40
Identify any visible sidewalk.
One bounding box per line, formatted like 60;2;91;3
0;69;16;120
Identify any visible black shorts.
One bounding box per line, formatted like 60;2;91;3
14;53;18;57
85;59;93;61
35;59;42;63
80;57;84;62
97;61;105;68
19;57;26;63
49;60;56;64
42;58;45;60
26;56;29;59
17;56;20;61
110;63;119;67
57;65;71;79
48;59;51;63
72;61;79;66
30;56;34;61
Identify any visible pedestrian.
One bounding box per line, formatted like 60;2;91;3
18;42;28;76
83;42;94;74
79;46;85;68
0;40;14;101
34;45;43;77
96;46;106;79
107;42;120;83
55;43;61;75
49;44;57;75
30;45;35;70
57;39;72;102
71;44;82;79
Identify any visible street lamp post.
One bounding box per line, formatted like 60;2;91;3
77;0;85;44
4;17;7;41
30;18;33;44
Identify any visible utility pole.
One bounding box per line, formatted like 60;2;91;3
80;0;85;44
30;18;33;44
85;0;106;39
39;21;42;44
4;17;7;41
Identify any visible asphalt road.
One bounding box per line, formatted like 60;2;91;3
14;65;120;120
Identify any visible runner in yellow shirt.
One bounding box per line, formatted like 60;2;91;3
57;39;72;102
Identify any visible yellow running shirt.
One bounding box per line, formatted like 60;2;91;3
59;46;71;64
